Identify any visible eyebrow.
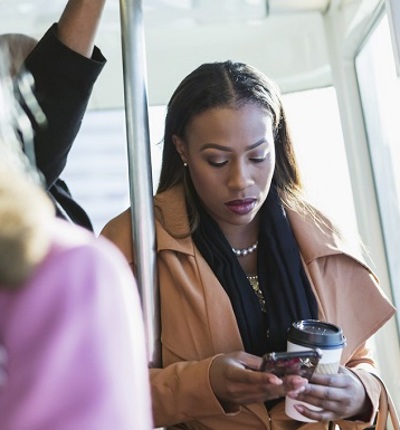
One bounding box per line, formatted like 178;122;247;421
200;138;268;152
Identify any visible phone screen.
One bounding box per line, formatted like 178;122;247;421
259;349;322;379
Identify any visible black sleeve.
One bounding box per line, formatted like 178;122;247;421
23;23;106;188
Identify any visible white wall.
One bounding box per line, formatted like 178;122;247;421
92;12;332;109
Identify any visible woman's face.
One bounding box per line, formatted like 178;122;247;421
173;103;275;234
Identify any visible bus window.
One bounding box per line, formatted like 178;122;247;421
355;13;400;328
283;86;359;243
62;106;165;235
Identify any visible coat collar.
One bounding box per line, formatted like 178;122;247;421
155;185;371;272
286;205;378;281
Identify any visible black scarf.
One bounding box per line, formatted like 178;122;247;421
192;188;318;357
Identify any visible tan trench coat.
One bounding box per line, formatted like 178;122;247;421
101;185;395;430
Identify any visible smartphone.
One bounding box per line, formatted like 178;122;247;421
259;349;322;379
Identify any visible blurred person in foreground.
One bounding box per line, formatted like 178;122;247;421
0;54;152;429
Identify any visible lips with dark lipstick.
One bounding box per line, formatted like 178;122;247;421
225;199;257;215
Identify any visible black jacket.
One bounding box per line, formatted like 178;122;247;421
23;24;106;230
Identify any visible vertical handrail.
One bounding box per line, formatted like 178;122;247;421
119;0;161;368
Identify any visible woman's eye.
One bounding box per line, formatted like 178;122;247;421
250;150;270;163
250;156;266;163
208;159;228;167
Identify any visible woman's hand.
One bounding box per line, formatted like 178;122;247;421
209;351;308;406
287;365;371;421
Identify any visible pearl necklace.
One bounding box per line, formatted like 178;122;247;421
231;240;258;257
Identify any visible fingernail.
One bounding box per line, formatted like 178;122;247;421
287;386;305;398
294;404;304;414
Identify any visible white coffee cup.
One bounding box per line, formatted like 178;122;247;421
285;319;346;422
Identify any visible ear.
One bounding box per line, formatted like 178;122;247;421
172;134;188;164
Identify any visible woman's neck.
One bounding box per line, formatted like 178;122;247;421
238;251;258;276
220;215;260;251
219;216;260;276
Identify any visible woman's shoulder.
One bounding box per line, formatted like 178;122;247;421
101;208;132;237
286;202;367;266
100;208;134;265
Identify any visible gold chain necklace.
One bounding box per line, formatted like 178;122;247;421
247;275;266;313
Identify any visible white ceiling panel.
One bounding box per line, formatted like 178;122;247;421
1;0;369;108
0;0;335;37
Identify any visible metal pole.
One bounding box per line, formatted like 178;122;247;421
119;0;161;368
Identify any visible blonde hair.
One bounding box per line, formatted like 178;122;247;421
0;168;54;288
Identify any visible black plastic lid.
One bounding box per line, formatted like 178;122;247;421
287;319;346;349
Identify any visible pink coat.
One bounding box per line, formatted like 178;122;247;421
102;185;396;430
0;220;153;430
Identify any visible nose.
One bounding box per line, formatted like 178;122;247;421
227;160;253;191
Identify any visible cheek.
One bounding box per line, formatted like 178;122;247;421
268;158;276;180
188;165;214;192
267;153;276;180
258;159;275;187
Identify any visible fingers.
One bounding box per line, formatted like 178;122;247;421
210;352;294;405
290;376;340;422
239;352;264;371
284;374;309;390
289;370;368;421
292;374;341;403
293;404;335;422
310;372;347;387
211;353;368;420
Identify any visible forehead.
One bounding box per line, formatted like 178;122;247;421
186;104;273;144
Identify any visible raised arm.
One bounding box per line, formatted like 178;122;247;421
24;0;107;188
57;0;107;58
